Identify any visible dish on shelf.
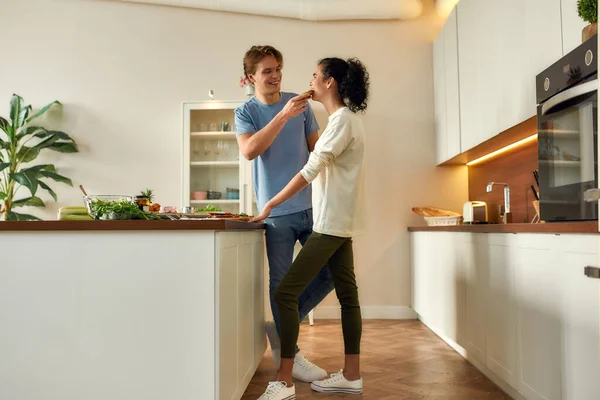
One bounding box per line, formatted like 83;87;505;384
191;191;207;200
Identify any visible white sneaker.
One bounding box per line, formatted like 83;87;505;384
292;351;328;382
311;369;363;394
257;381;295;400
265;321;281;369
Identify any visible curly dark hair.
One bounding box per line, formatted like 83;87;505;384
318;57;370;113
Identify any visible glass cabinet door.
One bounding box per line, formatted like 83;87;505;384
187;107;241;214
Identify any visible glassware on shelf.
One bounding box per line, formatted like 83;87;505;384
222;141;230;160
203;141;212;158
200;123;207;132
209;122;218;132
221;121;230;131
191;141;201;160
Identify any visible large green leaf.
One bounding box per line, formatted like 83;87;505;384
16;145;41;164
0;162;10;173
38;180;57;202
10;171;39;195
21;164;56;174
31;135;59;152
16;125;45;140
17;105;32;129
34;128;75;143
12;196;45;207
0;117;10;135
38;130;74;142
6;211;41;221
26;100;60;124
9;94;24;133
38;170;72;186
48;142;78;153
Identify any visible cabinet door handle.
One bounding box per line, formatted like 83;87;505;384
584;266;600;279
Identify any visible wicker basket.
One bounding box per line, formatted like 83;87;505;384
424;215;463;226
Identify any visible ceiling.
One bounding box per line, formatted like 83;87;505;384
103;0;426;21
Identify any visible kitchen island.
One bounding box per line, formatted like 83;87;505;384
0;220;266;400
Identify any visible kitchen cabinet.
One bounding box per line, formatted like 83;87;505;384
558;235;600;400
456;0;562;153
433;7;461;165
455;0;487;152
561;0;589;56
464;233;487;364
514;234;562;400
485;234;518;388
183;101;256;215
411;230;600;400
217;231;266;400
0;226;267;400
411;232;467;343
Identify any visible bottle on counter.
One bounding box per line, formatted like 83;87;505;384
134;196;150;212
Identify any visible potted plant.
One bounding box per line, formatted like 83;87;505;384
0;94;79;220
578;0;598;42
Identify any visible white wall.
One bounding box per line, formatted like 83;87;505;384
0;0;467;311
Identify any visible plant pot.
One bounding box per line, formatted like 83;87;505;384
582;23;597;42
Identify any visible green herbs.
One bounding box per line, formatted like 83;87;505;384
198;205;222;212
578;0;597;24
89;199;159;220
240;212;248;217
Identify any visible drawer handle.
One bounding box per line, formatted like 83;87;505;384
584;266;600;279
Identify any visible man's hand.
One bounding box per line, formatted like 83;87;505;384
280;93;311;121
251;202;274;223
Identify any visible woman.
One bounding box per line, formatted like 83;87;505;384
253;57;369;400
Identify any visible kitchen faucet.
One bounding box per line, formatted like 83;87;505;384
486;182;512;224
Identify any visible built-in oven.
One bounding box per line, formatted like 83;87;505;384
536;34;598;222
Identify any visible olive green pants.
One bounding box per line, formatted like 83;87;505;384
274;232;362;359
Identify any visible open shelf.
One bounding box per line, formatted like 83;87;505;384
190;161;239;167
191;132;236;140
538;160;581;167
190;199;239;204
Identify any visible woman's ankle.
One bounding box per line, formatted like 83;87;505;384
342;369;361;381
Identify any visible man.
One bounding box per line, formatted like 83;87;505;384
234;45;334;382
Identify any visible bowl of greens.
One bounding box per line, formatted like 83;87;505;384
83;195;145;220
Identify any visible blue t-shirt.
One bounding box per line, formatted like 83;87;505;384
234;92;319;217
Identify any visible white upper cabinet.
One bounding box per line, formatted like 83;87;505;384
456;0;563;152
455;0;482;153
433;7;461;165
444;8;461;161
561;0;589;55
436;0;566;156
433;26;448;165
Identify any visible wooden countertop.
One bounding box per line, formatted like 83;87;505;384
0;219;265;231
408;221;598;234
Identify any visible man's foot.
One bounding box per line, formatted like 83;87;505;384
310;369;363;394
265;321;281;369
292;351;328;382
257;381;295;400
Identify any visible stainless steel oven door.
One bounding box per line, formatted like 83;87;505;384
538;77;598;221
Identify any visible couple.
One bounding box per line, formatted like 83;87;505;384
234;45;369;400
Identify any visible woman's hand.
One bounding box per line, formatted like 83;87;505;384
251;203;273;223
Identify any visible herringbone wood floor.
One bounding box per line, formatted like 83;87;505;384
242;320;512;399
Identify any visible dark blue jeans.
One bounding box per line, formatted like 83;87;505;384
264;209;335;349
